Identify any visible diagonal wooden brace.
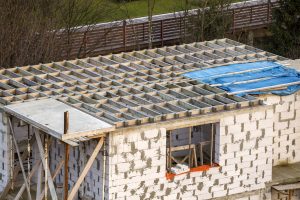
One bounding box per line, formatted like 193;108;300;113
34;130;58;200
38;160;64;200
0;136;36;200
8;118;32;200
14;160;42;200
67;137;104;200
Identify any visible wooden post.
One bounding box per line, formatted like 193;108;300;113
188;127;192;168
64;111;70;200
45;134;48;200
267;0;271;22
200;143;203;166
27;125;31;188
210;124;214;166
123;20;127;52
250;7;253;24
232;9;236;33
83;32;87;57
142;23;145;41
168;131;172;172
160;20;164;47
102;137;106;200
10;120;14;191
288;190;292;200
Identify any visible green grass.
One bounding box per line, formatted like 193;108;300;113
95;0;194;22
90;0;240;23
118;0;186;18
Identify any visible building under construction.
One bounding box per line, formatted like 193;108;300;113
0;38;299;200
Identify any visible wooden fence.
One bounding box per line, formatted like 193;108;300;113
59;0;279;59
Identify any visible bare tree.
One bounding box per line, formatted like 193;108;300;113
180;0;233;43
0;0;121;68
54;0;121;59
0;1;61;68
148;0;156;49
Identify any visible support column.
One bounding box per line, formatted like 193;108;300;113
64;111;70;200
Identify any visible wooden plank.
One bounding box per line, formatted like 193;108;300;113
169;144;195;152
67;137;104;200
35;130;58;200
8;118;32;200
272;182;300;191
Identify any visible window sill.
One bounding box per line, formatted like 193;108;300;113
165;163;219;180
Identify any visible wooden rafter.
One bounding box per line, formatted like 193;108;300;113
0;39;272;129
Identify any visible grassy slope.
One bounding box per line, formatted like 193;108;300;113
97;0;191;22
91;0;240;23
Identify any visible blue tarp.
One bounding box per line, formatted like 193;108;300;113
182;61;300;96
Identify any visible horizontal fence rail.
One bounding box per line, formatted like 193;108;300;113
59;0;279;59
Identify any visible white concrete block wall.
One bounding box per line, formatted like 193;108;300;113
0;114;35;193
49;137;109;200
0;91;299;198
0;111;10;192
108;108;273;200
259;91;300;166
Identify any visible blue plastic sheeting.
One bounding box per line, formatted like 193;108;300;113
184;61;281;80
182;61;300;96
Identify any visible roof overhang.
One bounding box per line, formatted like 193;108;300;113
3;98;115;146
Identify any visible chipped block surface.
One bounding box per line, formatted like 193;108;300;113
258;91;300;166
3;98;114;142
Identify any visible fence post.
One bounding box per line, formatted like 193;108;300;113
267;0;271;22
160;20;164;47
250;7;253;25
179;17;182;41
142;23;145;41
83;32;87;57
123;20;127;52
232;9;236;33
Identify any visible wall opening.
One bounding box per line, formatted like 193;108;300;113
166;123;219;174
